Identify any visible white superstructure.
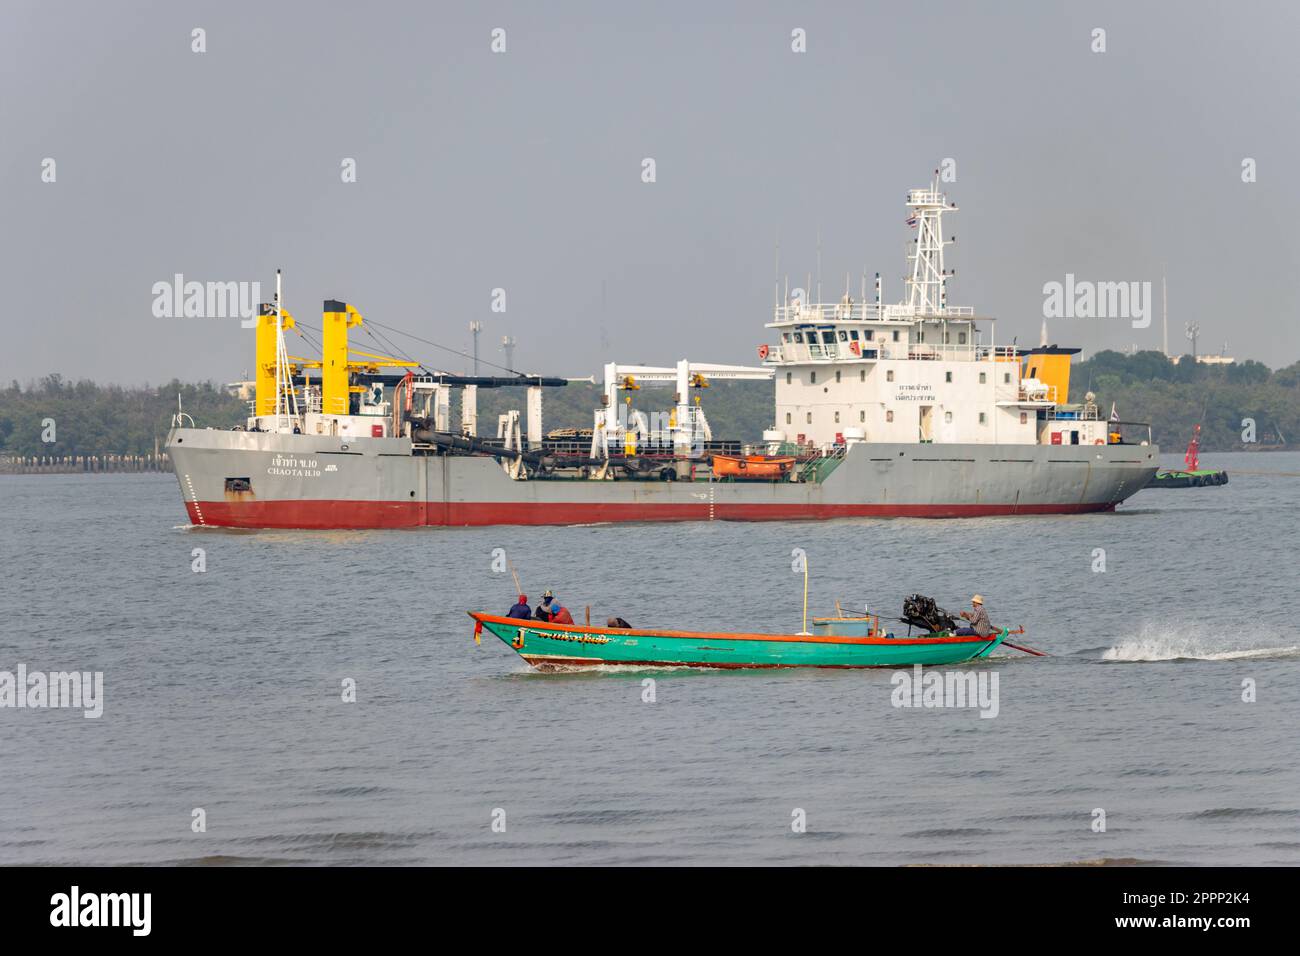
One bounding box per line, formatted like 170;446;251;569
761;177;1107;449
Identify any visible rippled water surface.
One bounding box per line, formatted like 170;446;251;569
1;451;1297;865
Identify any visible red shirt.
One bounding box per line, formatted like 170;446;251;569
550;606;574;624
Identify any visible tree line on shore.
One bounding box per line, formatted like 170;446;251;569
1071;351;1299;450
0;375;247;458
2;351;1296;458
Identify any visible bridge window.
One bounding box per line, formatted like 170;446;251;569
865;329;874;340
810;371;817;384
886;370;894;382
860;410;866;422
892;330;900;341
959;332;967;344
1004;372;1011;384
979;372;986;384
786;372;792;384
850;330;860;340
786;412;792;424
806;412;813;425
823;331;835;344
945;371;953;383
835;370;841;383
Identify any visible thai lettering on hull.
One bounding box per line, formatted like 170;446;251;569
268;455;321;478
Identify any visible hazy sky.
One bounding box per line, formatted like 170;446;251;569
2;0;1297;385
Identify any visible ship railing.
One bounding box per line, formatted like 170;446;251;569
773;302;880;323
1045;404;1098;421
772;302;923;323
596;426;701;458
1113;421;1153;445
795;441;849;482
770;302;975;324
997;383;1057;404
1064;420;1151;446
906;343;981;361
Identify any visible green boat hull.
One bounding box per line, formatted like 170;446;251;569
1145;468;1228;488
471;613;1008;670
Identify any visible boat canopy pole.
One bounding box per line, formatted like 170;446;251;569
798;555;811;635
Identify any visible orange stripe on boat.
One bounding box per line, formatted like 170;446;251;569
467;612;992;646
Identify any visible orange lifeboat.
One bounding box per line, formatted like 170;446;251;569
711;454;796;480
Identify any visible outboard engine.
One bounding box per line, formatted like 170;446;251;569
902;594;959;634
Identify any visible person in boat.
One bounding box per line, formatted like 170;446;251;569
606;616;632;629
548;599;575;625
506;594;532;620
955;594;993;637
534;590;556;621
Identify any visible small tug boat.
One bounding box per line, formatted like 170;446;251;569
469;612;1011;670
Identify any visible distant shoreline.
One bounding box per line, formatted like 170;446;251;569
0;454;172;475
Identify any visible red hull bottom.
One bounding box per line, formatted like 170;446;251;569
186;499;1118;529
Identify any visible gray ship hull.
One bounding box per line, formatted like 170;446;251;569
167;428;1159;528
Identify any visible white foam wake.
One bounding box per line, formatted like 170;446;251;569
1100;623;1300;662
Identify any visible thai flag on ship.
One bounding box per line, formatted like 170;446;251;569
905;215;918;227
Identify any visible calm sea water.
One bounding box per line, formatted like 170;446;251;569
1;451;1297;866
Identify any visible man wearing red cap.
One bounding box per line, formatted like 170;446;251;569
506;594;532;619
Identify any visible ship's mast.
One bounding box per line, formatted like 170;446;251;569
903;174;955;316
272;269;298;426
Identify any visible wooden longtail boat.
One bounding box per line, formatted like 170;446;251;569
469;612;1010;670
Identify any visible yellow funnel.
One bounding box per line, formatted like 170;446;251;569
1022;347;1079;404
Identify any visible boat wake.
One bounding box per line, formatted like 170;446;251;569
1097;624;1300;662
518;662;710;677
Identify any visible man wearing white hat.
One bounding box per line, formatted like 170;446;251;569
956;594;993;637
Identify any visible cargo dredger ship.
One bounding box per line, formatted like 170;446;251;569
167;178;1159;528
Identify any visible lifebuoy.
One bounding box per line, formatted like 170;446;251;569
1094;439;1104;445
